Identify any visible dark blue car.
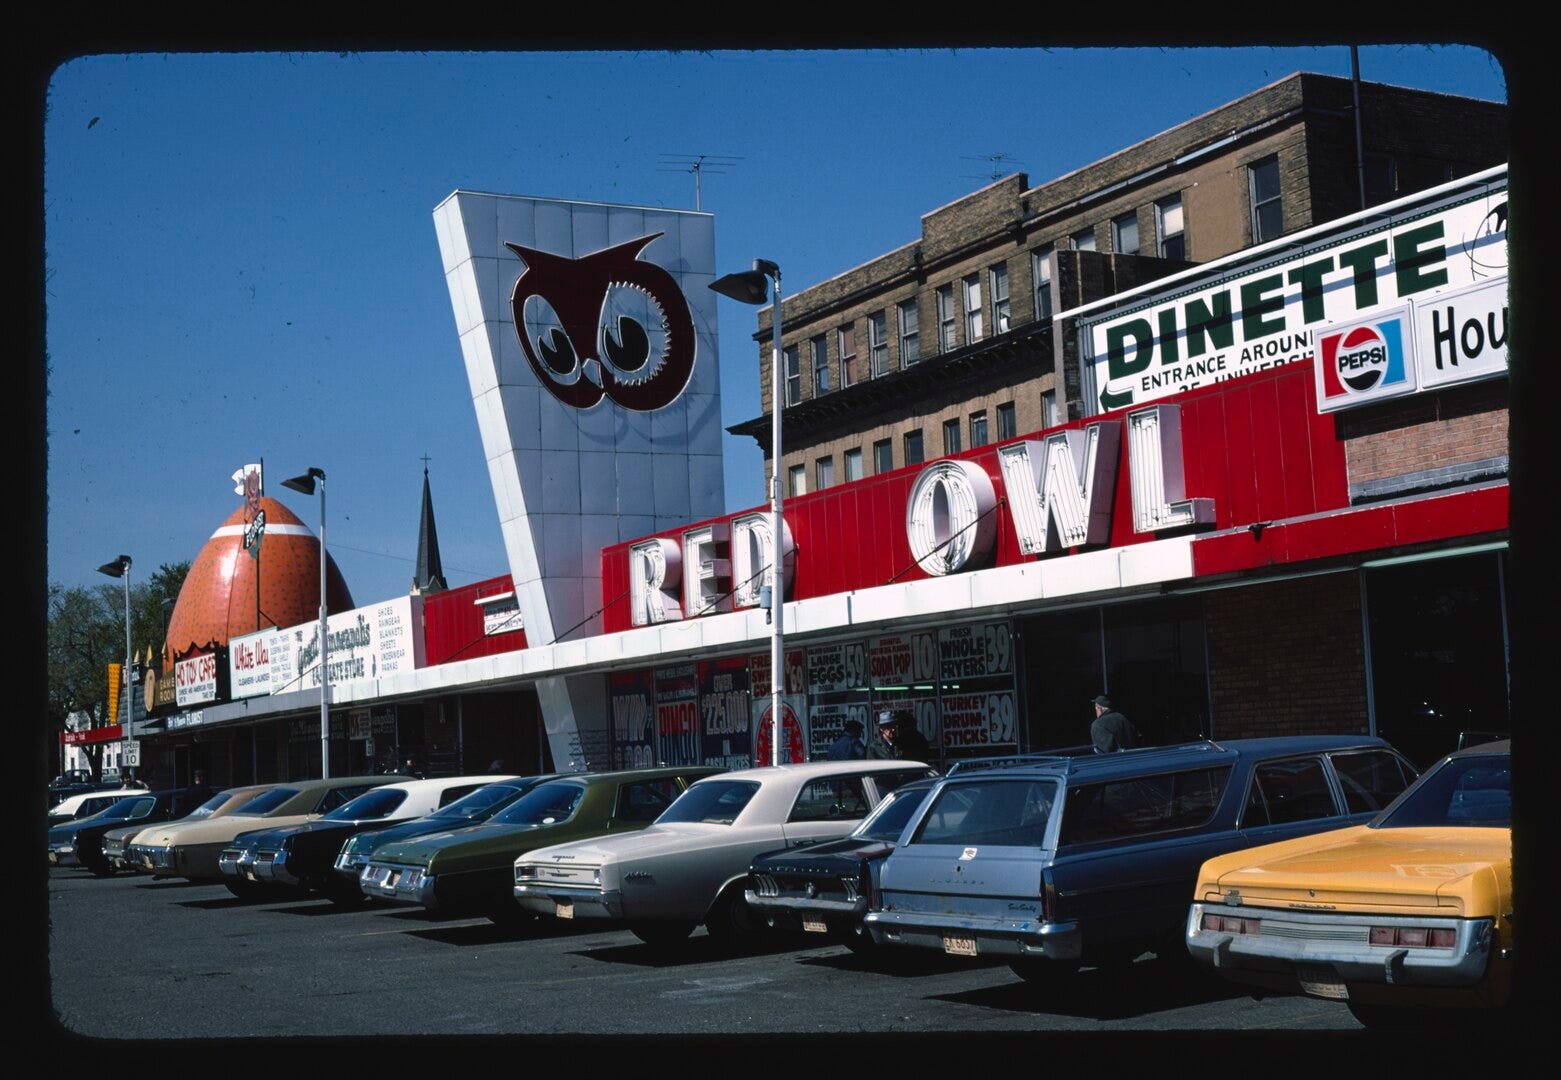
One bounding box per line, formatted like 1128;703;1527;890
47;787;212;876
864;736;1417;986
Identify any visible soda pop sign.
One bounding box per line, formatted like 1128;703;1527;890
1316;306;1414;411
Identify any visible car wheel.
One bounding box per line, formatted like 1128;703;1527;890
841;924;878;954
629;920;696;948
1009;958;1080;988
703;886;765;950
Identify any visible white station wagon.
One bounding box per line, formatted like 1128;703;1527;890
513;760;935;948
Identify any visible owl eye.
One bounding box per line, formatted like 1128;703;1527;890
599;282;669;385
522;294;581;381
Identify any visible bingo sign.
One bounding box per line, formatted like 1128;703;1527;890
175;651;219;707
937;622;1018;751
654;665;702;767
699;657;752;769
1315;306;1415;412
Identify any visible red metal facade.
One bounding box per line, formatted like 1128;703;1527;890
422;575;529;665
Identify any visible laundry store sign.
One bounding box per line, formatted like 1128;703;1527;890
1079;168;1508;413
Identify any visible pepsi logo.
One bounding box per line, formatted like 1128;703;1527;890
1335;325;1389;392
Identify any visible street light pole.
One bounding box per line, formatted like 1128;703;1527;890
282;468;329;778
711;259;784;765
95;554;132;782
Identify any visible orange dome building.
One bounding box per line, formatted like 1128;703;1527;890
164;496;354;666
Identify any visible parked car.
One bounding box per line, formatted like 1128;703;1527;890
133;776;390;895
359;767;721;923
332;775;557;887
1185;739;1510;1028
47;787;213;876
221;775;517;905
862;737;1417;985
48;789;139;827
125;784;276;877
514;761;937;948
746;777;938;952
48;772;125;808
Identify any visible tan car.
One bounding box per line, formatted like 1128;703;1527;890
130;776;391;895
117;785;273;874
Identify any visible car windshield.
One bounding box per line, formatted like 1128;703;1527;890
655;780;761;826
1375;753;1510;829
910;779;1058;847
490;781;586;827
232;788;300;815
184;792;232;820
323;788;408;821
100;797;156;821
854;785;934;842
433;782;532;820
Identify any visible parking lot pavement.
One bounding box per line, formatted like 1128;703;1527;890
48;868;1361;1037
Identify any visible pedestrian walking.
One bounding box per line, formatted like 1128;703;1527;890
1090;694;1140;753
826;719;866;760
865;710;900;759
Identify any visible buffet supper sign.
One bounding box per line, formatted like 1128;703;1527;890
1078;169;1507;413
228;595;426;698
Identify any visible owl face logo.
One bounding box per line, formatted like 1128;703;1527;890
505;233;696;412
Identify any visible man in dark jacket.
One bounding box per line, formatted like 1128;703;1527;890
1090;695;1139;753
893;711;934;763
825;719;866;760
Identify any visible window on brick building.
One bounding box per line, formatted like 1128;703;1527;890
1032;247;1054;320
873;438;893;475
869;312;889;377
787;463;805;497
783;345;801;406
1249;156;1283;243
898;299;920;365
839;324;857;387
1156;196;1185;260
903;429;924;466
937;284;957;352
815;456;834;491
1072;228;1096;252
812;335;830;396
1364;153;1397;209
969;410;988;448
990;263;1010;333
997;402;1016;441
843;447;863;482
1042;389;1059;428
943;418;962;455
1112;212;1139;256
963;274;983;343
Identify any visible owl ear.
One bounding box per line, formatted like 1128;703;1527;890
590;232;664;263
504;241;561;270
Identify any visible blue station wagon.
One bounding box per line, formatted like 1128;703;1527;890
863;736;1417;985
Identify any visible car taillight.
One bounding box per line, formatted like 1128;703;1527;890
1201;914;1263;935
1370;926;1455;948
861;862;877;909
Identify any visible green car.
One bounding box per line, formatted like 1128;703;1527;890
357;766;723;923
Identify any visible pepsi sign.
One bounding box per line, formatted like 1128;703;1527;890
1315;307;1416;413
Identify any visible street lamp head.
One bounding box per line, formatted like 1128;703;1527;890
710;259;779;306
95;555;131;578
281;467;325;495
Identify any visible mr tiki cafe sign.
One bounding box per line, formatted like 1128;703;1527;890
1079;168;1508;413
626;403;1209;626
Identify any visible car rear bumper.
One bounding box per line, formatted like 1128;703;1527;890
513;884;623;920
864;908;1081;960
359;863;437;907
1186;902;1494;991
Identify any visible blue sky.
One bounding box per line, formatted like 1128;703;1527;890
43;46;1507;609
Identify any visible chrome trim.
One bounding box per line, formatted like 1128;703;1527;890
864;908;1082;960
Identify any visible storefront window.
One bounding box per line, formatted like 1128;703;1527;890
1365;552;1509;769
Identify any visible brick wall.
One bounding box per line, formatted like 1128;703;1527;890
1205;573;1370;739
1338;380;1509;488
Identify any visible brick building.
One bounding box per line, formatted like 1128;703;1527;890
730;72;1507;494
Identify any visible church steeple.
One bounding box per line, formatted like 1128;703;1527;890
412;457;447;595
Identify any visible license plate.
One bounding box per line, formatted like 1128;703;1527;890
47;852;57;865
943;935;978;957
244;869;259;882
556;901;574;919
388;870;402;887
1296;964;1349;1000
803;919;829;934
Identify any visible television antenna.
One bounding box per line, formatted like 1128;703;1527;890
961;152;1026;183
657;153;743;210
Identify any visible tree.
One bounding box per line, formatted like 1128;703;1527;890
46;561;190;781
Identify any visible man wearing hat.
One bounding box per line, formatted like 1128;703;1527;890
892;710;934;763
1090;694;1139;753
865;710;901;760
826;718;867;760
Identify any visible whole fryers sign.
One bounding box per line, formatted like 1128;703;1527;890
1079;167;1507;413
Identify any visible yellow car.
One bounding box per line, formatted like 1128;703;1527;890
1185;739;1511;1028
